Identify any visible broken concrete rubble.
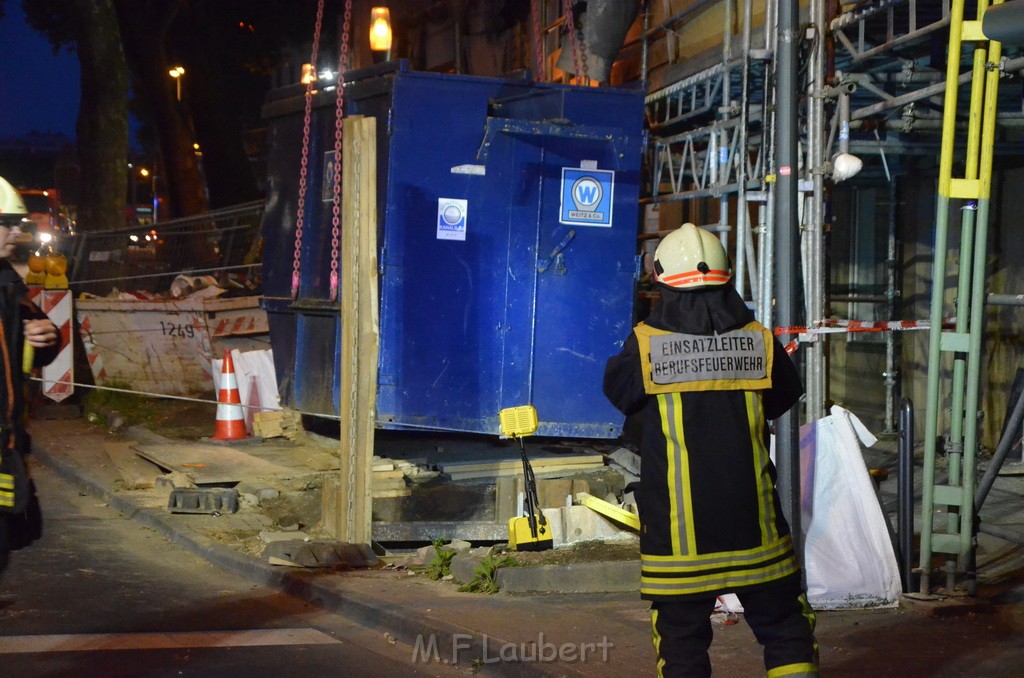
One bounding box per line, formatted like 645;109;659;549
265;539;379;568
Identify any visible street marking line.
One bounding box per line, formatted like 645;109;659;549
0;628;341;654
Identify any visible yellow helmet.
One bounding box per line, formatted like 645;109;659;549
0;176;28;226
653;223;732;289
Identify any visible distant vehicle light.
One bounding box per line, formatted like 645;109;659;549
129;234;139;242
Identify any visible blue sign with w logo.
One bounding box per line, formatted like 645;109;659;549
560;167;614;227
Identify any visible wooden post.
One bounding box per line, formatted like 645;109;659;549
324;114;378;544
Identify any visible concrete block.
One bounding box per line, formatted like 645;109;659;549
497;560;640;594
450;553;480;584
610;466;640;486
256;488;280;502
541;505;633;548
448;539;472;553
609;447;641;475
167;488;239;514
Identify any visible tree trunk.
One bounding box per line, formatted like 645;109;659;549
114;0;208;221
174;1;261;209
114;0;211;272
72;0;129;232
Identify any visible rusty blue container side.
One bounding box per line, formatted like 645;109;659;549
261;61;643;437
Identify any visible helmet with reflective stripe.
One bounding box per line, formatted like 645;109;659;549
653;223;731;289
0;176;28;226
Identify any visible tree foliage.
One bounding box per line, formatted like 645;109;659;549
20;0;319;227
23;0;128;232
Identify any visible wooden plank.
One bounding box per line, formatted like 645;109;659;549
437;454;604;474
324;114;378;544
445;462;604;481
371;478;408;491
372;488;412;499
133;443;297;485
104;442;162;490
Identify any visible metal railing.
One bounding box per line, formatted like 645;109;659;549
61;201;265;297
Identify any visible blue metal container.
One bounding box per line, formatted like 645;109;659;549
262;61;645;438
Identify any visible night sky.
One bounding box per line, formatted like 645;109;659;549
0;2;80;140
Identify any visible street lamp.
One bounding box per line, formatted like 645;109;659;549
168;65;185;101
139;166;158;223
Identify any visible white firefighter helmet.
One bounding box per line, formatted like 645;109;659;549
653;223;732;289
0;176;28;226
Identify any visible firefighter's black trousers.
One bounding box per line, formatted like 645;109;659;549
650;573;818;677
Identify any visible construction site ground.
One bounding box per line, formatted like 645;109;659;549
21;401;1024;677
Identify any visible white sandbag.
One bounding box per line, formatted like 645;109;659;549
800;405;901;609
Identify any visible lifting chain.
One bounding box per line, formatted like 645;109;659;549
531;0;545;81
564;0;589;85
291;0;326;299
330;0;354;302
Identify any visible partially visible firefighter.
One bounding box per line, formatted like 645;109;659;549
603;223;818;677
0;176;59;575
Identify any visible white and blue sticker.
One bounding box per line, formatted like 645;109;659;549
560;167;614;227
437;198;468;241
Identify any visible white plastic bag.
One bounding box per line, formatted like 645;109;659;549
800;405;902;608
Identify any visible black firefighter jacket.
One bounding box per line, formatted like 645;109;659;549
603;284;803;601
0;259;59;445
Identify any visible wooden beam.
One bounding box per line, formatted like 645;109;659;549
324;114;379;544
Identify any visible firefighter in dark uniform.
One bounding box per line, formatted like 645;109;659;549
603;224;818;677
0;176;59;575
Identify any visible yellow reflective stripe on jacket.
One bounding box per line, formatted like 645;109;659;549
650;609;667;678
746;391;779;544
641;535;799;596
658;393;696;555
643;534;795;572
634;321;774;394
0;472;13;507
767;662;819;677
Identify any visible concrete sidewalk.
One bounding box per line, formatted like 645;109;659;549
28;418;1024;677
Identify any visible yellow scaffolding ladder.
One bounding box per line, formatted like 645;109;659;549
917;0;1004;595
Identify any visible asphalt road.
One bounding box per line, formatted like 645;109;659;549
0;461;471;678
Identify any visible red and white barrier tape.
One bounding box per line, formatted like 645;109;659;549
775;318;956;355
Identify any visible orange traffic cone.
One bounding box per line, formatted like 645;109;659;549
212;351;248;441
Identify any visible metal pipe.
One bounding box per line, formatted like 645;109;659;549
884;179;899;433
979;524;1024;546
918;0;969;595
827;293;890;303
640;0;650;89
974;379;1024;514
775;0;803;554
806;0;827;423
987;293;1024;306
718;0;732;256
898;397;916;593
735;0;754;301
838;87;851;155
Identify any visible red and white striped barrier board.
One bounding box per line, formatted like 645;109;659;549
27;287;74;402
